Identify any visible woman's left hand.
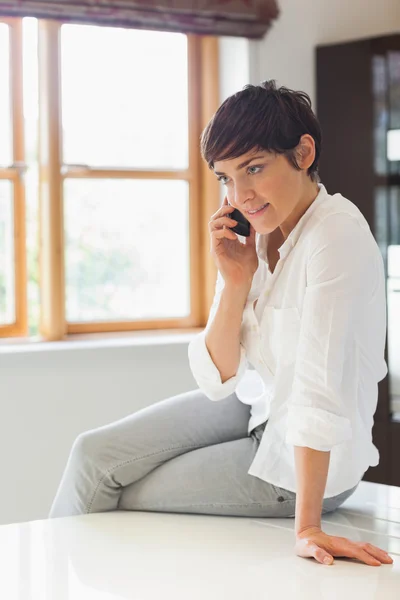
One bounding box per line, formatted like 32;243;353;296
295;526;393;566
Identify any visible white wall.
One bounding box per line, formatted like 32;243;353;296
219;37;251;100
0;336;199;525
252;0;400;107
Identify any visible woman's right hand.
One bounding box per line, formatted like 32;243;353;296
209;196;259;289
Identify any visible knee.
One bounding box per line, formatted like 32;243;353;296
70;428;106;466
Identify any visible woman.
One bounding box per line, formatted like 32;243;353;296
49;80;392;567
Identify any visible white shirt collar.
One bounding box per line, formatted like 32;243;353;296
256;183;328;263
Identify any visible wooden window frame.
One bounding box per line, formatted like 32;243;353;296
0;17;27;338
38;20;220;341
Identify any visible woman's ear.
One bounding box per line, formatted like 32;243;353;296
297;134;316;170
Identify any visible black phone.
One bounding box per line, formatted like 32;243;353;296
229;205;251;237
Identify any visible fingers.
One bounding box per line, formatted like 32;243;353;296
213;227;237;241
296;530;394;567
211;202;234;223
362;543;393;565
296;539;334;565
209;215;238;232
209;219;238;246
345;541;393;566
296;537;393;567
208;204;239;250
316;550;334;565
309;543;379;567
338;541;392;567
352;548;381;567
310;544;334;565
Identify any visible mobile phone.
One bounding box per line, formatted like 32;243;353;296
229;205;251;237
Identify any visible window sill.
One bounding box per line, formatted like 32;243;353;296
0;327;204;354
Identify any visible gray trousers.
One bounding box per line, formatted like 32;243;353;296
49;388;358;519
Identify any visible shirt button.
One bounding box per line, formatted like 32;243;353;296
277;496;285;503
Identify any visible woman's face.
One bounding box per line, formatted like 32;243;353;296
213;135;319;238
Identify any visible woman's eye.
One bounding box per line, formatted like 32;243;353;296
248;165;263;175
217;176;229;185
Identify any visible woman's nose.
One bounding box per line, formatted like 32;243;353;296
233;184;254;207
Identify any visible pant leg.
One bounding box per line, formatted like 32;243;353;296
119;426;297;517
49;388;251;518
118;422;359;518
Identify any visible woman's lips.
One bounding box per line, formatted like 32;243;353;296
246;203;270;218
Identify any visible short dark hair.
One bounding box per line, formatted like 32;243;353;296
201;80;322;183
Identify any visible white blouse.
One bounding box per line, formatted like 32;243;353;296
188;183;388;498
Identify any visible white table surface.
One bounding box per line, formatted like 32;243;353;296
0;481;399;599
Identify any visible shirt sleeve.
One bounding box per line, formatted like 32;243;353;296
188;271;249;401
285;213;378;451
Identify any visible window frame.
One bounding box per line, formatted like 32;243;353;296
0;17;27;338
37;20;220;341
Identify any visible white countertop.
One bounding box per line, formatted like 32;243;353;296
0;481;399;599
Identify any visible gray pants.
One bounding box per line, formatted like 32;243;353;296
49;388;358;519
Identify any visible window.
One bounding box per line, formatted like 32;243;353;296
0;17;219;340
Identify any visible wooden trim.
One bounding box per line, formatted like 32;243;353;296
0;323;25;336
68;317;196;335
0;17;17;27
62;167;191;180
0;18;27;337
0;169;18;179
199;36;220;325
11;19;27;336
0;323;26;336
38;20;66;341
187;34;203;329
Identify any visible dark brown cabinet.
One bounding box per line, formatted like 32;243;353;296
316;34;400;486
